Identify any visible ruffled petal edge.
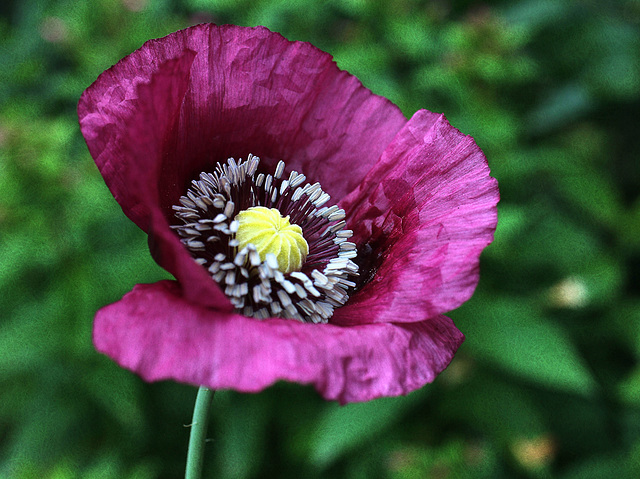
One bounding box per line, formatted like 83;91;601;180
94;280;465;403
336;110;499;325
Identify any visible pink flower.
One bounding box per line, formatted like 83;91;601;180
78;24;498;403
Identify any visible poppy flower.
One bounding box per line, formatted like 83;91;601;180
78;24;498;403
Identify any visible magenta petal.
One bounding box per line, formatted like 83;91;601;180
94;281;465;403
79;50;196;228
79;24;406;214
79;47;231;309
79;24;408;309
335;110;499;325
167;24;407;201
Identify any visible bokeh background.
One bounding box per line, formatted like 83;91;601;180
2;0;640;477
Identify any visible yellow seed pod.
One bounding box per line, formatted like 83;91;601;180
234;206;308;274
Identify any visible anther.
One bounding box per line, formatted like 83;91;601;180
172;154;359;324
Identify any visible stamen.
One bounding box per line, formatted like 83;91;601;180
172;154;359;324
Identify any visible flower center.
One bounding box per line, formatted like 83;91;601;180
172;154;359;324
235;206;308;274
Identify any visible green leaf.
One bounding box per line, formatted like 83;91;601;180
305;388;429;468
454;295;597;395
436;370;548;445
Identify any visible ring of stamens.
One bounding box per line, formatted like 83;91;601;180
172;154;359;323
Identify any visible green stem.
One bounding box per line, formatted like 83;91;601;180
185;386;215;479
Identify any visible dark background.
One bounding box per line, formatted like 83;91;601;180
1;0;640;477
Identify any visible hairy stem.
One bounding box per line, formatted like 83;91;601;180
185;386;215;479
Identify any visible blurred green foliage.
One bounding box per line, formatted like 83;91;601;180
1;0;640;477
